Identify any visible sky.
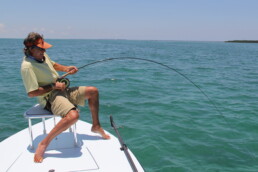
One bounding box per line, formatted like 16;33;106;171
0;0;258;41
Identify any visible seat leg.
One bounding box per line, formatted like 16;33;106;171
73;123;78;146
42;118;46;134
28;118;34;149
53;116;56;126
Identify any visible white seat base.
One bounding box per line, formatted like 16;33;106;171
24;104;78;149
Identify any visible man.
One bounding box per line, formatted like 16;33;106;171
21;32;110;163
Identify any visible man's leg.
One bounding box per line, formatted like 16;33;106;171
85;86;110;139
34;110;79;163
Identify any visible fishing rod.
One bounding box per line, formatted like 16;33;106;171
58;57;257;163
58;56;223;117
110;115;138;172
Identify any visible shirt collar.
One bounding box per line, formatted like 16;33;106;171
27;55;45;63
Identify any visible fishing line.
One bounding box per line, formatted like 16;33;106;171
62;57;223;116
61;56;256;162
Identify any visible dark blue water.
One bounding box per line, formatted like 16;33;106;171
1;39;258;171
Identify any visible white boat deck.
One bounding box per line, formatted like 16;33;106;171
0;118;144;172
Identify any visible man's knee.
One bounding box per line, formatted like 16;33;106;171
85;86;99;98
88;86;98;93
66;109;79;122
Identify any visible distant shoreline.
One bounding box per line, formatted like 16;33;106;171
225;40;258;43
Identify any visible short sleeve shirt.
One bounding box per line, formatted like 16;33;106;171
20;53;59;107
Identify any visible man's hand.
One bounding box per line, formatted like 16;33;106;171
66;66;78;75
53;82;66;91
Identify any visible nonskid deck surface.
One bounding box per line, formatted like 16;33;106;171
8;146;98;172
0;118;144;172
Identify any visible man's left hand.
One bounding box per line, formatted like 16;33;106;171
66;66;78;75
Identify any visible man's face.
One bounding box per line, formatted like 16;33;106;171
30;46;45;60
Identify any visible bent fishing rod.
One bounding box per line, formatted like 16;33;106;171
59;57;257;162
59;56;223;117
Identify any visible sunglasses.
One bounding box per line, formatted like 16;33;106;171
31;45;46;52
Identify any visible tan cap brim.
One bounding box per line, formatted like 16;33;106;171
36;39;52;49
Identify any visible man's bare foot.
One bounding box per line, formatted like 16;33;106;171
34;142;47;163
91;126;110;139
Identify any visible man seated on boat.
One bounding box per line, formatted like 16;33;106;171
20;32;110;163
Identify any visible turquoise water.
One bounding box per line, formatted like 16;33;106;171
1;39;258;171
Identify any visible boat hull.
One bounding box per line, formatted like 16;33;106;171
0;118;144;172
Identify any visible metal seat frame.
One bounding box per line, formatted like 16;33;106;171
24;104;78;149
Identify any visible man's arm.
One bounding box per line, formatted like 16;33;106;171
27;84;54;97
28;82;66;97
53;63;69;72
53;63;78;74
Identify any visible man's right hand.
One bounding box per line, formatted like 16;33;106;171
53;82;66;91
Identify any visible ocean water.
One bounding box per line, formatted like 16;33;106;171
0;39;258;172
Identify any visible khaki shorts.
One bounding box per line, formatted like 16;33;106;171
46;86;86;118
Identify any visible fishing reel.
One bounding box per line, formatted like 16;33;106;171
56;77;70;88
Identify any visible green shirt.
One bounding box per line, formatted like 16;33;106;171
20;53;59;107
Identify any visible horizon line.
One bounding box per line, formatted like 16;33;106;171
0;37;228;42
